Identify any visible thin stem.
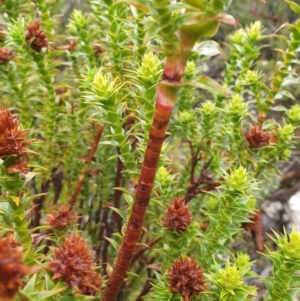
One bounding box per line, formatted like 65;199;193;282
131;238;161;266
31;179;50;229
184;160;220;203
70;123;104;206
188;140;200;185
52;163;64;205
112;149;124;232
98;205;110;275
134;258;155;301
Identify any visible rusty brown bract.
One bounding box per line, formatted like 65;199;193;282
0;107;36;159
49;235;102;295
47;204;78;230
167;257;206;301
25;21;48;52
0;235;31;300
242;125;277;149
162;197;192;232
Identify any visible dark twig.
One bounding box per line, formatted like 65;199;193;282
70;123;104;206
112;111;136;232
134;257;155;301
31;179;50;229
131;238;161;266
97;205;111;275
188;140;201;185
112;148;124;232
52;163;64;205
185;159;220;203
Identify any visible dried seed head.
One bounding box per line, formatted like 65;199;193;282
47;204;77;230
167;257;205;301
0;48;13;64
0;107;37;158
25;21;48;52
0;235;32;300
242;125;277;149
162;197;192;232
49;235;102;295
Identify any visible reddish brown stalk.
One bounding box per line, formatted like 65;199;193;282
70;124;104;206
243;210;264;252
254;211;264;252
101;62;187;301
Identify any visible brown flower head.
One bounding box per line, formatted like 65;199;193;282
49;235;102;295
0;107;37;158
167;257;206;301
162;197;192;232
25;21;48;52
0;235;31;300
47;204;78;230
0;48;13;64
242;125;277;149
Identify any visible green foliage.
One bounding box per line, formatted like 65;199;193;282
206;259;257;301
0;0;300;300
263;229;300;301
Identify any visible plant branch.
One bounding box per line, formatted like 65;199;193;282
184;160;220;202
188;140;202;185
31;179;50;229
70;123;104;206
101;57;189;301
112;150;124;232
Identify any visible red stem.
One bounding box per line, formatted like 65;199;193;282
101;100;174;301
101;36;190;300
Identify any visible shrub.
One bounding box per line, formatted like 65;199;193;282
0;0;300;300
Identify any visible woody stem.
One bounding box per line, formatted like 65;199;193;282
101;55;188;301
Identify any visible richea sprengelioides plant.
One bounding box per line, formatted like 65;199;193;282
1;0;300;300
